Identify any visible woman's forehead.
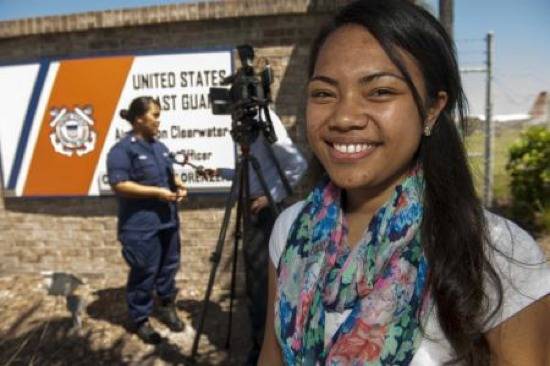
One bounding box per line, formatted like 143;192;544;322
318;26;389;62
314;25;425;90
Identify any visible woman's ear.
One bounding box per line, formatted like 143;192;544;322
425;91;448;131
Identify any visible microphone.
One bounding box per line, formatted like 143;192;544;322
168;151;187;166
168;151;211;178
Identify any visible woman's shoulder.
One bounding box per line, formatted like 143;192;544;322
269;200;306;268
278;200;306;227
108;134;132;152
482;210;550;329
484;210;545;262
107;136;132;160
155;138;170;150
485;210;529;242
416;212;549;363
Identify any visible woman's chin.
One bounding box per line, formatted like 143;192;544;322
326;173;374;191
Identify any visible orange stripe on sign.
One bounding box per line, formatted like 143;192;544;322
24;56;133;196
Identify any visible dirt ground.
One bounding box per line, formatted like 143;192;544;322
0;274;250;366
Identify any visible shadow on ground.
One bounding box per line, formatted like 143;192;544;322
0;285;249;365
0;300;131;365
86;286;251;364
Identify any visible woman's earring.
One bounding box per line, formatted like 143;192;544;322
424;125;432;137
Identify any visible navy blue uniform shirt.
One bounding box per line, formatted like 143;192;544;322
107;134;178;232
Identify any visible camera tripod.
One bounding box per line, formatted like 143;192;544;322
190;138;292;360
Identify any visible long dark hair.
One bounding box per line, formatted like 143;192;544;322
308;1;502;364
119;96;160;124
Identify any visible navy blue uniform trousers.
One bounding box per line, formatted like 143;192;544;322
120;226;180;324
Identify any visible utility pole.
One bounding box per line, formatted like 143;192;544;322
439;0;454;39
461;33;494;206
483;32;494;207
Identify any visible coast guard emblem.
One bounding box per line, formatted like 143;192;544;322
49;106;97;157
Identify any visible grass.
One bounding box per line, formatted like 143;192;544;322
464;126;523;205
464;123;550;242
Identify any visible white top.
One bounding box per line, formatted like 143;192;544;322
269;201;550;365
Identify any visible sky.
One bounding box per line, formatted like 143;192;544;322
430;0;550;117
0;0;548;116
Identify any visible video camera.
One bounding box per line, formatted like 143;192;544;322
209;45;277;146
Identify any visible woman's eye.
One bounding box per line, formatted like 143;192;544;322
371;88;395;97
309;90;335;99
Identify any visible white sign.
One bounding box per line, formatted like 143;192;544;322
0;50;235;197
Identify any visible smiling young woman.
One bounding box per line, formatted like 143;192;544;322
258;1;550;365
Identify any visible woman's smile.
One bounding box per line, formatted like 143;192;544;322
325;139;381;162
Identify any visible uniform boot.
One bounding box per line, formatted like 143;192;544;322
136;320;162;345
157;300;185;332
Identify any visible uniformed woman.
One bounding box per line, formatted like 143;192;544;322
107;96;186;344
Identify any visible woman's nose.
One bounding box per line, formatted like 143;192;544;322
328;91;368;131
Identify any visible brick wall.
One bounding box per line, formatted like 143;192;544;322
0;1;350;288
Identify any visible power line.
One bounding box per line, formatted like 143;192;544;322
492;77;523;106
455;38;485;43
493;75;540;106
457;49;486;55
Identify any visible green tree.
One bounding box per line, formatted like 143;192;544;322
506;125;550;230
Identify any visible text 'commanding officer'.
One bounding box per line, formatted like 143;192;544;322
107;96;186;345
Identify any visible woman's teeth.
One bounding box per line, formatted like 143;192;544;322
332;143;374;154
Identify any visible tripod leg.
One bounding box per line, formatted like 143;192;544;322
190;160;242;360
225;156;247;349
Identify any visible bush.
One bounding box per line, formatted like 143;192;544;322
538;206;550;234
506;125;550;230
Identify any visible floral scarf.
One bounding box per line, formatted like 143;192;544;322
275;169;430;365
